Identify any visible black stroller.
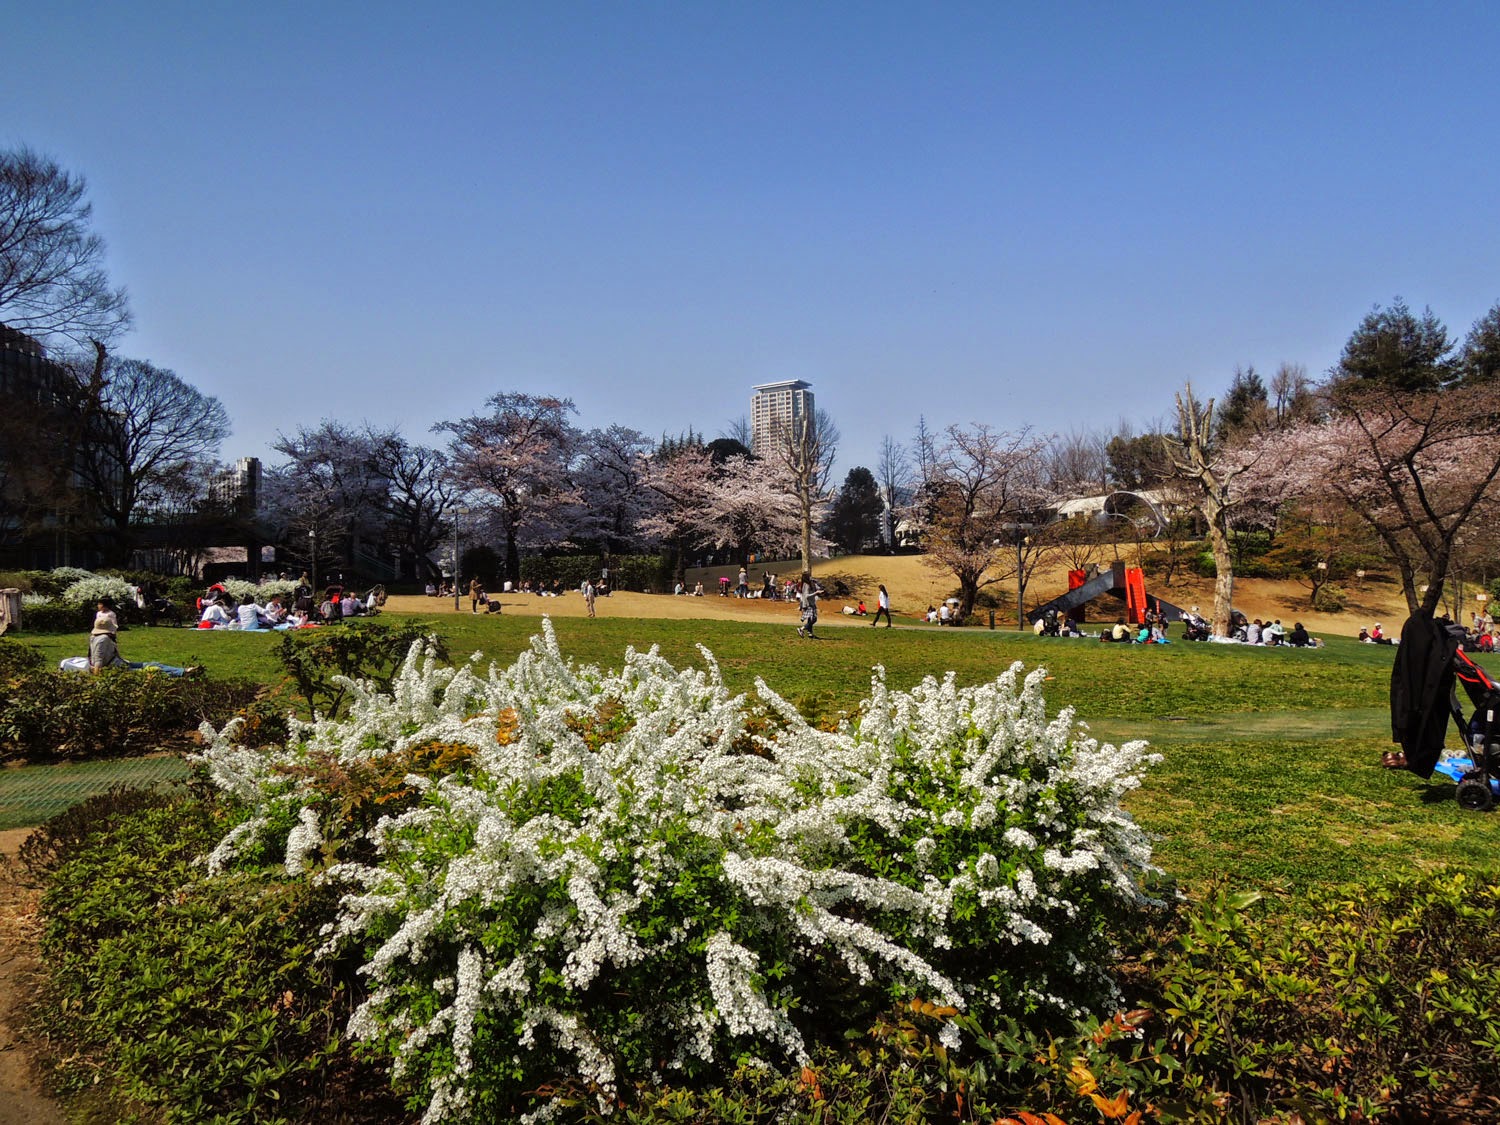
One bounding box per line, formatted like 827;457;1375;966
1390;613;1500;811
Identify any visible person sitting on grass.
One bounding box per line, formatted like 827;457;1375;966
89;597;126;672
1288;621;1313;647
200;600;234;628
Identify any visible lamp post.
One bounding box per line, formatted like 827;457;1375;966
308;529;318;594
452;510;462;612
451;507;470;613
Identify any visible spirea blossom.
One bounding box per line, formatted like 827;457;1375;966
195;620;1159;1122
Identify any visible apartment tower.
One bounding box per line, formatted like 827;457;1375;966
749;379;814;459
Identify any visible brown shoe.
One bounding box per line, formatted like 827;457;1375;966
1381;751;1407;769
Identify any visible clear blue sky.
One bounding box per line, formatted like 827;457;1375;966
7;2;1499;477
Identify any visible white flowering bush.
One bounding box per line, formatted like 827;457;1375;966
196;621;1158;1123
21;593;53;608
60;574;137;606
223;577;299;603
48;566;99;587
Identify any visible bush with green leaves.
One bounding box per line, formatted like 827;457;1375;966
10;600;92;633
1147;874;1500;1121
0;637;46;680
198;622;1159;1122
31;788;403;1123
274;619;447;719
30;566;98;597
0;666;260;762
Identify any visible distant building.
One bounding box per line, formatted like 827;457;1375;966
750;379;814;459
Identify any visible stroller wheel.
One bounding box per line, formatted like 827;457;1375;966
1456;775;1494;812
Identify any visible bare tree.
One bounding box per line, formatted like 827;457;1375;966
1162;384;1282;637
875;435;911;550
720;415;752;449
770;407;839;573
0;147;130;345
75;356;231;564
922;424;1052;622
1046;428;1109;495
370;434;456;582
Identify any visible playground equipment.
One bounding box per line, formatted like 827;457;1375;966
1026;560;1186;627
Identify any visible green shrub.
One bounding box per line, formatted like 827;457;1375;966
0;637;46;680
1312;583;1347;612
32;789;403;1123
14;601;91;633
0;667;260;762
1148;874;1500;1121
521;553;672;593
275;618;446;718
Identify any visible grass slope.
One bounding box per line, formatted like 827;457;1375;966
15;611;1495;894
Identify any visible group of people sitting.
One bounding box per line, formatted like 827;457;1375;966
1099;613;1172;644
1230;612;1317;647
924;601;962;625
197;581;384;630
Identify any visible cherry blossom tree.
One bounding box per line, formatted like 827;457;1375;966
639;442;715;584
438;393;581;585
692;454;804;566
1268;381;1500;615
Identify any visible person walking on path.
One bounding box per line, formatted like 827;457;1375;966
585;579;597;618
871;584;893;628
88;597;126;672
795;571;823;638
469;577;482;615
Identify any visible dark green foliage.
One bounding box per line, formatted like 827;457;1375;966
14;601;92;633
0;666;259;761
1105;432;1171;489
458;544;501;587
520;553;671;592
0;636;46;678
275;619;446;718
1460;301;1500;386
1330;298;1456;392
1215;364;1268;442
825;466;884;554
32;790;404;1123
16;783;171;885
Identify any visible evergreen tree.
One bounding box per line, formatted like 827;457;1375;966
826;467;883;554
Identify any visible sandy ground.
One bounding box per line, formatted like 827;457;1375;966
390;553;1413;638
0;829;66;1124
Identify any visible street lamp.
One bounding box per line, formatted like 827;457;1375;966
451;507;470;612
308;529;318;594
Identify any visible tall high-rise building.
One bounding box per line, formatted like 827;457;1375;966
750;380;814;459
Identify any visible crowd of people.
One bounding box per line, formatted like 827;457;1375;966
194;577;386;631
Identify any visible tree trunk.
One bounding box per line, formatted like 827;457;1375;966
1207;510;1235;637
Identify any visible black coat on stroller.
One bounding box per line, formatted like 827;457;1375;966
1390;612;1500;810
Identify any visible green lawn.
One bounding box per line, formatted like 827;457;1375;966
14;616;1494;892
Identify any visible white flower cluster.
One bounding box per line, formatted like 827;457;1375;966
60;574;136;606
222;577;300;603
195;621;1159;1123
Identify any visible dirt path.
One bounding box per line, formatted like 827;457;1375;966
0;827;66;1124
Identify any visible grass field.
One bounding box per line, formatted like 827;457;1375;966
14;602;1496;896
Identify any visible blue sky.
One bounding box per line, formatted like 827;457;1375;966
6;2;1499;477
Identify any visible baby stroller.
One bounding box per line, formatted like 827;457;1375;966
1390;614;1500;811
1038;608;1061;637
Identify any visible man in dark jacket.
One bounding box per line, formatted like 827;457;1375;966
1388;612;1464;777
